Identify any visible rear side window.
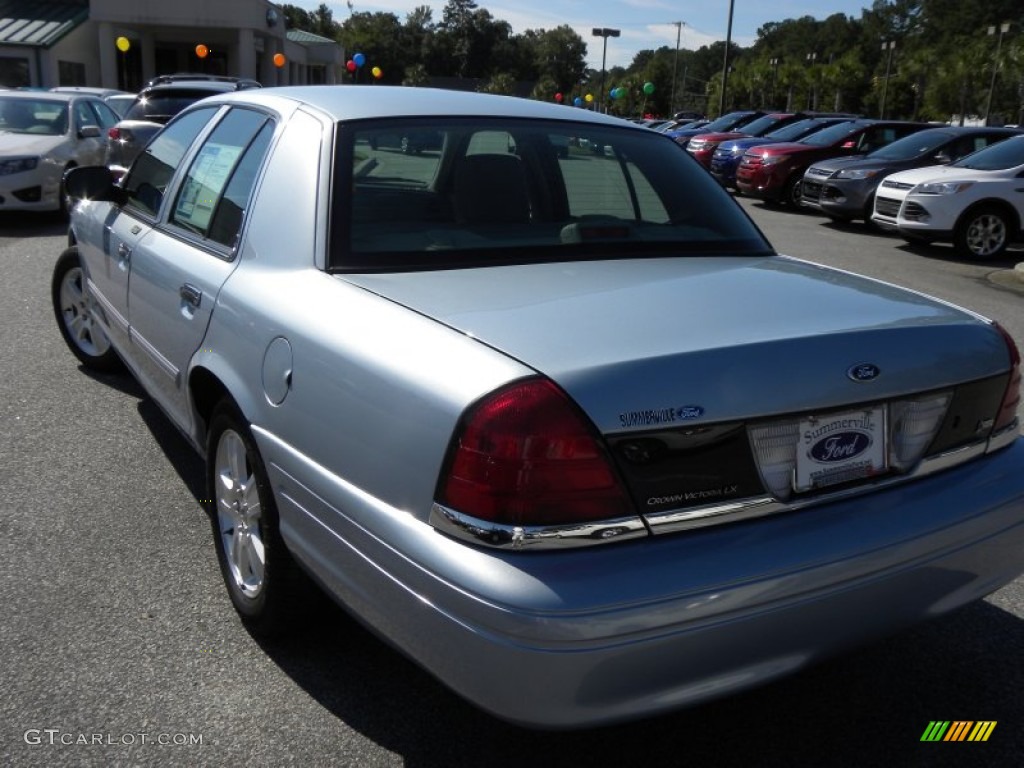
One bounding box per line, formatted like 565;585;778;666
171;108;274;249
122;107;218;217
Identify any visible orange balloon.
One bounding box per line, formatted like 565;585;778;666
195;44;208;59
273;53;286;68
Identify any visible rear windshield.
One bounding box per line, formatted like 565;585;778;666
330;117;771;271
124;90;217;123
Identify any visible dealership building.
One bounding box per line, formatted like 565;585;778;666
0;0;345;90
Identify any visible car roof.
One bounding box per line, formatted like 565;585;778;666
140;77;260;95
51;86;131;96
200;86;649;129
0;91;80;103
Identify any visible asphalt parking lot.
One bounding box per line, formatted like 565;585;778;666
0;199;1021;768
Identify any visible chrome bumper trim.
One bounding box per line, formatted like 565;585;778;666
988;418;1020;453
429;504;648;550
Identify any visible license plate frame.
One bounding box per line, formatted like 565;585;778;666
795;406;887;492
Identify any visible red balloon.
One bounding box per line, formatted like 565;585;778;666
555;92;563;102
346;60;356;72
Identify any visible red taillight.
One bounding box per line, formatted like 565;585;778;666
438;378;632;527
993;322;1021;432
107;127;120;141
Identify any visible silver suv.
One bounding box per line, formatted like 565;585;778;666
106;74;260;176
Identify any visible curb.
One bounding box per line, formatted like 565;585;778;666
988;261;1024;294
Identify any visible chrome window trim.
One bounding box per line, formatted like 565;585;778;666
431;425;1018;550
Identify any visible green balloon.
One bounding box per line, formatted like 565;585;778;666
643;81;655;95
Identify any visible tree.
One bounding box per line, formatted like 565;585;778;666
339;12;404;83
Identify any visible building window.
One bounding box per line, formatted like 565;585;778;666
0;56;29;88
58;61;87;86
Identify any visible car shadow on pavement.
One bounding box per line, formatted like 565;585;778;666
896;239;1024;268
820;217;903;240
133;394;206;500
252;581;1024;767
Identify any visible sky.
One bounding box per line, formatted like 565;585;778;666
298;1;873;69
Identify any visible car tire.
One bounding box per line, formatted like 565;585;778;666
782;175;803;208
954;206;1011;259
207;399;304;636
51;247;122;371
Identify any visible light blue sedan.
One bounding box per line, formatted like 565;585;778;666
53;86;1024;728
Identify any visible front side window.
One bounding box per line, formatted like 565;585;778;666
335;117;770;271
122;107;219;217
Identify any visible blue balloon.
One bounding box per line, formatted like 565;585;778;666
610;88;617;99
573;96;583;107
353;52;366;67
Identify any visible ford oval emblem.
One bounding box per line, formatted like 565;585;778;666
847;363;881;382
809;432;872;463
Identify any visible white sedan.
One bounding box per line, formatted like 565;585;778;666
871;134;1024;258
0;92;120;213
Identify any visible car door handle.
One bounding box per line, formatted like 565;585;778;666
117;242;131;262
179;284;202;309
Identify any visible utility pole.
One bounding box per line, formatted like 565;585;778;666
670;21;684;116
719;0;735;115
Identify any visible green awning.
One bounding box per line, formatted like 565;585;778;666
0;0;88;48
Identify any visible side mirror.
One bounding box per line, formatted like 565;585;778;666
79;125;101;139
64;165;124;205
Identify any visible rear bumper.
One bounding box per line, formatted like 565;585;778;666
264;429;1024;728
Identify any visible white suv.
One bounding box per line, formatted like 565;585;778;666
870;134;1024;258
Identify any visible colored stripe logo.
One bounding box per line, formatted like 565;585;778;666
921;721;997;742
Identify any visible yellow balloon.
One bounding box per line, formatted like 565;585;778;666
116;36;130;53
371;66;383;79
585;93;594;103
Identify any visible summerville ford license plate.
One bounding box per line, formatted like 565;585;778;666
795;406;887;492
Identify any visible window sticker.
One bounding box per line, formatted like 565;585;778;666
175;143;242;232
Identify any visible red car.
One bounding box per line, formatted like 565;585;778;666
735;119;930;207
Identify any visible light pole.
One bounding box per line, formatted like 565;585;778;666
984;22;1011;125
769;57;779;107
806;52;817;110
880;40;896;119
592;27;620;113
670;21;684;116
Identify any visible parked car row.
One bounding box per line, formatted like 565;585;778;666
685;110;1024;259
686;111;859;168
869;134;1024;258
803;126;1022;226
